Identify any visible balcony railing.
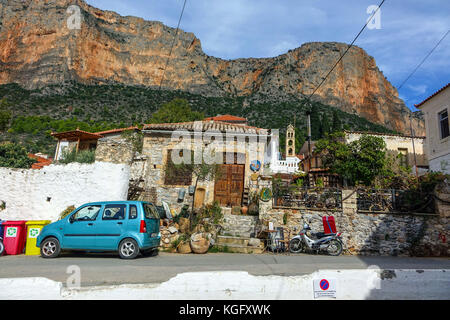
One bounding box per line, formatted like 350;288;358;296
273;187;343;210
356;189;435;214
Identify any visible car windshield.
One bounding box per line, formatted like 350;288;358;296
71;205;101;221
143;203;160;220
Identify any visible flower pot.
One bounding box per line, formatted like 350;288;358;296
241;206;248;215
177;241;192;254
190;232;211;254
248;203;259;215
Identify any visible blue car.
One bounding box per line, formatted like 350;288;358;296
36;201;161;259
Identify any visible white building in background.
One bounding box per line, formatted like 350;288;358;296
415;83;450;174
344;130;428;174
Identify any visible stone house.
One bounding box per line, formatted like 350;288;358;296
51;127;139;161
415;83;450;174
137;120;276;213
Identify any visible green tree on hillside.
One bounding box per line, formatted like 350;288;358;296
319;113;331;138
331;110;342;133
309;104;321;140
148;98;204;124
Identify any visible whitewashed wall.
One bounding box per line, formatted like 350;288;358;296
429;153;450;174
0;162;130;222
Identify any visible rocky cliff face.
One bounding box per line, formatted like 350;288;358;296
0;0;424;135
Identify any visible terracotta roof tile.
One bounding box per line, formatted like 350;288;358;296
204;115;247;122
28;154;53;170
51;129;103;141
143;120;269;135
95;126;140;135
344;130;425;139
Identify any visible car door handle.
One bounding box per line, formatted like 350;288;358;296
88;223;94;226
117;222;123;225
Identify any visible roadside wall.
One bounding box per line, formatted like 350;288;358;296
260;189;449;257
0;162;130;221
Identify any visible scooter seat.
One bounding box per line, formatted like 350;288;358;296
313;232;336;238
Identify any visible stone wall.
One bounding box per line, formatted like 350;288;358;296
95;138;135;165
140;134;193;213
436;179;450;217
0;162;130;221
259;187;449;257
220;214;259;237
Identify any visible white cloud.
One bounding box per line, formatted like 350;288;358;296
407;84;428;96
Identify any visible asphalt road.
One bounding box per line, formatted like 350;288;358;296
1;252;449;287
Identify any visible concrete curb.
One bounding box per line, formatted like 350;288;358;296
1;269;449;300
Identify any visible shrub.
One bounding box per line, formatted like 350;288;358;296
199;201;223;225
59;205;76;220
59;148;95;164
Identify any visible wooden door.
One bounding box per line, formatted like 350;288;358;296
194;188;206;209
229;165;244;206
214;164;244;207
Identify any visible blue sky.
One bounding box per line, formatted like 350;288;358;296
85;0;450;111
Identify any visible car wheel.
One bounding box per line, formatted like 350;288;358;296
142;248;159;257
0;239;4;256
40;237;61;259
118;238;140;259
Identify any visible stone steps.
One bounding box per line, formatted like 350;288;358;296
220;230;253;238
217;235;250;246
220;214;259;238
215;236;264;254
214;243;265;254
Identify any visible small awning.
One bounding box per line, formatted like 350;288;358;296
51;129;103;141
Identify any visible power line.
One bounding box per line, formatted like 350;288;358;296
159;0;188;90
306;0;386;102
397;29;450;90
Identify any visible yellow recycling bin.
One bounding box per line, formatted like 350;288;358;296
25;220;51;255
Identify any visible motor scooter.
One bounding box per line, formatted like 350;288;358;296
289;221;343;256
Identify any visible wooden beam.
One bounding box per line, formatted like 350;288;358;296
76;137;80;153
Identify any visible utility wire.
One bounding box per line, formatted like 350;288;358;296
159;0;188;90
306;0;386;102
397;29;450;90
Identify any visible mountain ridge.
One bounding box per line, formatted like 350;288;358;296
0;0;425;135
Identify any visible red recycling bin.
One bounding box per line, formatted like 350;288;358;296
323;216;337;234
2;221;27;255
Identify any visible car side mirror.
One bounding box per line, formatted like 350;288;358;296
69;215;75;223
